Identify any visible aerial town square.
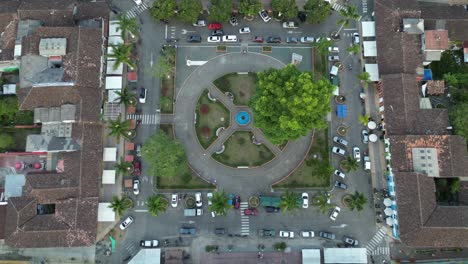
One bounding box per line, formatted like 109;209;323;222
0;0;467;263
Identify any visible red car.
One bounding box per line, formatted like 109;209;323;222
233;195;241;209
208;23;222;30
133;161;141;176
244;208;258;215
252;36;263;43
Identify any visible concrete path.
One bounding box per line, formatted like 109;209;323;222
173;52;312;194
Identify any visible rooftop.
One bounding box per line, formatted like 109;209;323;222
424;30;449;50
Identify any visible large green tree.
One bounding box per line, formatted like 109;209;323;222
272;0;298;20
341;156;359;173
344;191;368;211
279;190;300;213
0;133;14;151
449;103;468;139
303;0;331;24
209;190;233;216
250;64;335;144
108;43;135;70
179;0;203;23
107;115;131;141
209;0;232;22
335;5;360;37
238;0;262;17
115;87;136;107
150;0;177;21
141;131;189;178
146;195;169;216
116;14;139;38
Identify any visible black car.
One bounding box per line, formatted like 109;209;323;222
334;180;348;190
211;30;224;36
187;35;201;43
267;36;281;43
319;231;336;240
286;37;298;44
215;228;226;235
265;206;280;213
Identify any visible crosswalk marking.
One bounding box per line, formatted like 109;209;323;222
126;1;150;19
366;226;387;255
124;242;139;256
330;2;362;21
371;247;390;256
127;114;160;125
240;202;250;236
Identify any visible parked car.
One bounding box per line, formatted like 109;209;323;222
362;130;369;144
195;192;202;207
179;227;196;235
187;34;201;43
328;55;340;61
353;147;361;162
207;36;221;43
282;21;299;28
286;37;299;44
279;230;295;238
171;193;178;208
353;32;360;44
330;206;341;221
222;35;238;42
300;36;314;43
332;147;346;156
258;229;276;237
211;30;224;36
259;10;271;22
302;192;309;208
333;136;348;146
343;236;359;246
301;231;315;238
319;231;336;240
252;36;264;43
133;179;140;195
267;36;281;43
136;144;142;156
215;228;226;235
196;208;203;216
239;27;251;34
334;180;348;190
229;15;239;26
328;46;339;52
119;216;134;230
316;37;331;43
133;161;141;176
233;195;241;209
207;192;213;205
193;20;206;27
140;240;159;248
334;169;346;179
244;208;258;215
133;0;142;5
208;23;222;30
364;156;371;171
265;206;280;212
139;88;147;103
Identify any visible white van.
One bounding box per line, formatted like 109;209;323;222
222;35;238;42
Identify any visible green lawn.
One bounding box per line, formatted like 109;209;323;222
160;74;174;113
2;127;41;151
195;90;230;149
313;48;327;79
213;73;257;105
212;131;275;167
156;124;213;189
274;129;331;188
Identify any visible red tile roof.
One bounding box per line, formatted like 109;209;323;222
424;30;449;50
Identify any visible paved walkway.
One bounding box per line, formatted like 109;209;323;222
173;52;312;194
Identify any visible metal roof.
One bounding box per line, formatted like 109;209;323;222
39;38;67;56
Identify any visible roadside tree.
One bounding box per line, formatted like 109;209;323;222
150;0;177;21
279;190;300;213
239;0;262;18
108;44;135;70
313;37;334;55
114;159;134;175
146;195;169;216
107;115;131;141
179;0;203;23
209;0;232;22
153;46;176;78
116;14;139;38
341;156;359;173
358;114;369;126
272;0;298;20
141;131;189;178
357;72;371;88
250;64;335;144
303;0;331;24
344;191;368;211
209;190;233;216
114;87;136;107
108;196;133;217
334;5;360;37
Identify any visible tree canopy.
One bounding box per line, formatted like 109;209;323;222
209;190;233;216
150;0;177;21
142;131;189;178
116;14;139;38
250;64;335;144
178;0;203;23
209;0;232;22
272;0;298;20
0;133;14;151
0;96;18;123
304;0;331;24
449;103;468;139
239;0;262;17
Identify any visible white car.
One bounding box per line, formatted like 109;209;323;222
282;21;298;29
330;206;341;221
259;10;271;22
353;147;361;162
207;192;213;205
332;147;346;156
301;231;315;238
140;240;159;248
239;27;251;34
133;0;142;5
222;35;237;42
362;130;369;144
195;192;202;207
328;55;340;61
302;192;309;208
171;194;178;208
193;20;206;27
279;231;295;238
328;46;339;52
119;216;134;230
139;88;147;104
207;36;221;43
316;37;331;43
133;179;140;195
334;169;346;179
332;136;348;146
353;33;360;44
300;37;314;43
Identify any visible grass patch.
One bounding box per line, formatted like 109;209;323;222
216;45;227;52
212;131;275;167
195;90;230;149
262;46;272;52
274;129;331;188
3;127;41;151
161;75;174;113
156;124;213;189
313;48;327;79
213;73;257;105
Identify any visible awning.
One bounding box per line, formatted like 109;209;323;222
423;69;433;81
363;41;377;57
105;76;123;90
361;21;376;37
337;105;347;118
102;170;116;184
324;248;367;263
126;142;135;151
106;60;124;75
302;249;321;264
129;249;161;264
128;71;138;82
125;155;134;162
364;64;379;82
109;20;122;36
108;35;124;46
98;203;116;222
103;147;117;162
108;89;121;103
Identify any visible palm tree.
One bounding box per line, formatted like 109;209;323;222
346;43;360;55
115;87;136;106
108;196;133;217
341;156;359;173
107;115;131;141
116;14;139;39
312;192;334;214
146;195;169;216
114;159;134;175
279;190;300;213
335;5;360;37
357;72;372;88
345;191;368;211
108;43;136;70
209;190;233;216
358;114;369;126
313;36;334;55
